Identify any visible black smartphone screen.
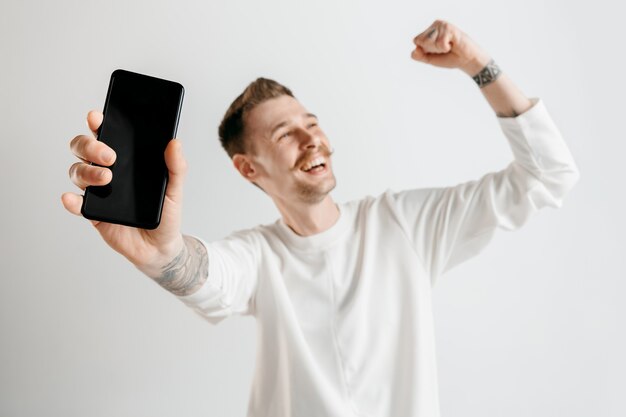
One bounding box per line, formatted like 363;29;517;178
81;69;184;229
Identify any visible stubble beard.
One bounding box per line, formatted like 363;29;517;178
295;172;337;204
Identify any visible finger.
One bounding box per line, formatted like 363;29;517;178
61;192;83;216
69;162;112;190
434;25;454;53
427;27;438;40
410;45;431;63
87;110;104;138
421;25;446;54
163;139;187;203
61;192;101;227
413;22;438;45
70;134;116;166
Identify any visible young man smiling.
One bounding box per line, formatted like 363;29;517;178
62;19;579;417
229;94;338;235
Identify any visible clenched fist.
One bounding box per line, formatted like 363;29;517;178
411;20;492;77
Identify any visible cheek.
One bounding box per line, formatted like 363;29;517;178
259;156;290;178
274;149;299;170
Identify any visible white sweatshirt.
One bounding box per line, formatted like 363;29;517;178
178;98;579;417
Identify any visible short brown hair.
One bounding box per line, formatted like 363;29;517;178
218;77;295;158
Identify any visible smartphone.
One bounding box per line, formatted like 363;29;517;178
81;69;184;229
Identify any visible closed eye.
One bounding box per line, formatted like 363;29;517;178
278;124;318;140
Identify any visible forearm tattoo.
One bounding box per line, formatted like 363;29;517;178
154;235;208;296
472;58;502;88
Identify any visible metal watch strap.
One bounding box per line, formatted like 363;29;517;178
472;59;502;88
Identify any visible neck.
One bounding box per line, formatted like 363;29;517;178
274;194;340;237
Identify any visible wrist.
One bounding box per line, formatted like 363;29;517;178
134;235;186;279
461;54;493;77
468;58;502;88
142;235;209;297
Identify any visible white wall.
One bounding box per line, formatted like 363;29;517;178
1;0;623;416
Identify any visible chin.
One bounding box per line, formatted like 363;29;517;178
296;176;337;204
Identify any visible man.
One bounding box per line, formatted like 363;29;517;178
62;20;579;417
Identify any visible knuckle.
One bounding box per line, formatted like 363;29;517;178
69;162;81;181
84;138;98;157
88;165;102;181
76;164;107;185
72;135;93;158
69;135;83;152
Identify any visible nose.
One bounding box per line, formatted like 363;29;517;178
296;126;320;149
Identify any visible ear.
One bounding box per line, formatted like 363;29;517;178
233;153;259;182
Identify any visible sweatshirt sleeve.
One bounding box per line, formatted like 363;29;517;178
175;229;260;325
387;97;580;286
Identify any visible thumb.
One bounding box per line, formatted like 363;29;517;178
410;45;431;64
411;45;456;69
164;138;187;202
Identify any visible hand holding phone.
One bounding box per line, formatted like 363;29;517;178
61;70;188;273
81;69;184;229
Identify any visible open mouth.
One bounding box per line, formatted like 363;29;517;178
300;157;327;174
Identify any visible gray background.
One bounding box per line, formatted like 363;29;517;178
1;0;623;416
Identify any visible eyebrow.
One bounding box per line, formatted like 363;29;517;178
270;113;318;138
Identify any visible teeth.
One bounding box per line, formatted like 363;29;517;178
302;157;325;171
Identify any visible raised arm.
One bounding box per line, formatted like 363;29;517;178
397;20;580;284
411;19;533;118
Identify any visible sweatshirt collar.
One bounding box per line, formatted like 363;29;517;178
275;202;352;251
